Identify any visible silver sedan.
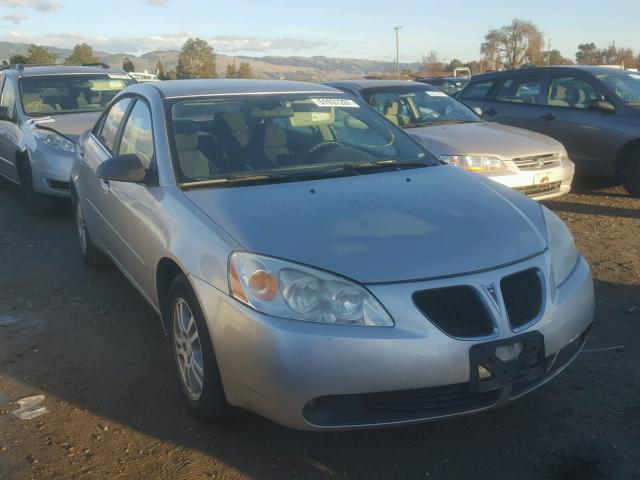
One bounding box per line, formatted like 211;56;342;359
70;80;594;430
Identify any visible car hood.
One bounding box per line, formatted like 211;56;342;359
409;121;562;158
32;111;101;142
184;165;548;284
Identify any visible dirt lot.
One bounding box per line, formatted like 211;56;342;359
0;181;638;480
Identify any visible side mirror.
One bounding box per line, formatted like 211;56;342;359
472;106;483;116
96;154;149;184
588;99;616;113
0;106;13;121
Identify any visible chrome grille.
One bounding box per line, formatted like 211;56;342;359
512;154;560;170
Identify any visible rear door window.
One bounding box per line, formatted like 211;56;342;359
494;75;544;105
460;80;495;101
0;77;17;118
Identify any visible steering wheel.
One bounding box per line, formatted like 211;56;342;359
305;141;341;160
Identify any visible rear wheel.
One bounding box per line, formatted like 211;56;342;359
73;196;108;267
16;155;55;216
621;146;640;198
168;274;231;422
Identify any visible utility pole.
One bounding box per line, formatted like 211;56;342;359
546;38;552;66
394;26;402;79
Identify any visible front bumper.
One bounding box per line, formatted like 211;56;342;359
29;146;75;198
482;159;575;201
191;252;594;431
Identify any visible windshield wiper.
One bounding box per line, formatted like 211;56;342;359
179;173;289;189
341;159;430;172
430;119;474;125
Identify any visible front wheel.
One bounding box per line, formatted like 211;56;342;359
168;274;231;422
621;146;640;198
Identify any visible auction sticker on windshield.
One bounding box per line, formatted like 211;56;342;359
311;98;360;108
426;91;448;97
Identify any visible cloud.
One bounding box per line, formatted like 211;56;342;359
0;0;59;11
145;0;168;5
0;32;326;55
2;12;26;24
209;35;326;53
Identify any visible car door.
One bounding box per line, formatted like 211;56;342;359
482;71;548;132
0;76;21;181
98;98;158;301
79;97;133;251
534;72;616;175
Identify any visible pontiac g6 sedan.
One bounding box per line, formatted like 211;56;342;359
70;80;594;430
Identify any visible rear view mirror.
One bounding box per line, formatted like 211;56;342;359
96;154;149;184
588;100;615;113
472;107;483;116
0;106;13;121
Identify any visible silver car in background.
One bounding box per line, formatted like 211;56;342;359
0;64;134;214
71;80;594;430
328;80;575;200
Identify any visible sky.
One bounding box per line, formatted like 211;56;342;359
0;0;639;62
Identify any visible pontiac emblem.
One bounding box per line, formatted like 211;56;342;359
483;283;501;313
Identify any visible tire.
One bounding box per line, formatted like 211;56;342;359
621;146;640;198
16;155;55;216
73;195;108;267
167;274;232;422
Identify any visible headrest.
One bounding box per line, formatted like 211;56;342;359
175;134;199;151
215;111;248;133
384;101;400;115
263;123;287;147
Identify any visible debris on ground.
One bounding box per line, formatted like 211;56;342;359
11;394;48;420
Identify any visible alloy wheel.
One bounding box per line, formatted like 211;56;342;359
173;298;204;401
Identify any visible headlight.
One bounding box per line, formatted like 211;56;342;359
41;133;76;153
229;252;393;327
439;155;507;171
542;206;578;286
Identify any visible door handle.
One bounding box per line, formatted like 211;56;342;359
100;179;110;193
540;113;556;121
485;108;498;116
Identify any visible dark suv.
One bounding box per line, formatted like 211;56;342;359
458;66;640;196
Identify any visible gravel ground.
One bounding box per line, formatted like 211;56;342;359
0;181;638;480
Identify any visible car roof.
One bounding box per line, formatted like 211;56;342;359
148;79;340;99
326;80;438;91
0;64;129;77
469;65;631;81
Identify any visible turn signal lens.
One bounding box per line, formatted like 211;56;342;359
247;270;278;301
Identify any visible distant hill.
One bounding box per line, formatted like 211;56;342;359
0;41;420;81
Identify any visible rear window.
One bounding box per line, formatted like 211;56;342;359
21;74;135;116
460;80;495;100
494;75;544;105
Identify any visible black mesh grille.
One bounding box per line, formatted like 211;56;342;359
501;269;543;329
413;286;494;338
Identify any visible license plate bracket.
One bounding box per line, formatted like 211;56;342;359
469;331;545;393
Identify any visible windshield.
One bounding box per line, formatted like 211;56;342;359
597;72;640;104
20;74;135;116
362;86;480;128
168;94;437;184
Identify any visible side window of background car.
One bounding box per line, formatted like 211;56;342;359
118;101;154;170
460;80;495;100
98;97;132;153
547;76;605;109
0;78;17;118
494;76;543;105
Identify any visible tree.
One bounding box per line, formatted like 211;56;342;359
420;50;443;74
444;59;464;72
546;49;572;66
481;29;501;70
9;54;28;64
488;19;544;69
575;42;639;68
226;62;237;78
176;38;217;79
65;43;99;65
156;61;167;80
26;44;56;64
122;57;135;72
236;62;253;79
